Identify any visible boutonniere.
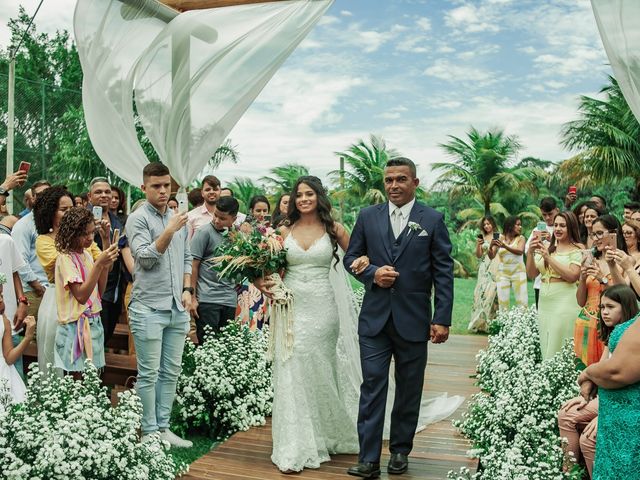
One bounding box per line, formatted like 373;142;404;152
408;221;423;233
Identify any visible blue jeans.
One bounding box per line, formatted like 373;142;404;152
12;335;24;381
128;300;189;434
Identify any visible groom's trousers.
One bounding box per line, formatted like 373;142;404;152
357;315;428;463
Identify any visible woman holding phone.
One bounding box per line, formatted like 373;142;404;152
526;211;582;359
575;215;625;367
469;216;499;332
489;216;527;311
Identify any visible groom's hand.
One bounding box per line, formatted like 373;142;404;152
430;324;449;344
374;266;399;288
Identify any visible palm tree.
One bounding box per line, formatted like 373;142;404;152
332;134;401;205
260;163;309;195
456;198;541;231
432;127;544;216
226;177;266;212
559;76;640;188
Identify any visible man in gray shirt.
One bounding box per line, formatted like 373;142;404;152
125;162;193;448
189;196;239;344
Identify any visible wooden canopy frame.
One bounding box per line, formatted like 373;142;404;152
160;0;288;11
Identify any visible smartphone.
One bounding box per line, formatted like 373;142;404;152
92;206;103;221
112;228;120;246
536;221;547;231
581;249;594;267
477;233;484;240
602;232;617;250
18;161;31;174
492;232;500;240
568;185;577;195
176;191;188;214
264;214;272;224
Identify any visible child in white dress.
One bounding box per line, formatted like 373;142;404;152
0;277;36;404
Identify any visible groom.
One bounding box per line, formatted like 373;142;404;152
344;157;454;478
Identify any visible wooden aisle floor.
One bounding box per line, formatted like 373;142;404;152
183;334;487;480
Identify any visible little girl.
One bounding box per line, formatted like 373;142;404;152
54;207;119;375
0;275;36;404
557;284;638;478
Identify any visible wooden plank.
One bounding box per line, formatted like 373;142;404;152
184;334;486;479
160;0;289;11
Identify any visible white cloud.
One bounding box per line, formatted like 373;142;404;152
424;59;497;87
416;16;431;31
337;22;407;53
457;43;500;60
444;4;500;33
340;10;353;17
396;35;429;53
0;0;75;47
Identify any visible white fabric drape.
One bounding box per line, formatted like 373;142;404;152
592;0;640;123
74;0;332;187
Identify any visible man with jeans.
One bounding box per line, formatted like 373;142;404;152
126;163;193;447
189;196;239;343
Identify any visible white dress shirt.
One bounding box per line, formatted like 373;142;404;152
388;198;416;238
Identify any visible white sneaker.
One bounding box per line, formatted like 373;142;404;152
141;432;160;444
160;429;193;448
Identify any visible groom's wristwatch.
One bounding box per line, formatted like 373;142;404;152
182;287;194;295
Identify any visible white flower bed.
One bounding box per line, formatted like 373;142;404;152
172;321;273;438
448;307;583;480
0;364;181;480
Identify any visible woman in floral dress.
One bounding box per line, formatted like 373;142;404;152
469;216;498;332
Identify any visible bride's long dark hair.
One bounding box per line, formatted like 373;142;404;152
287;175;340;266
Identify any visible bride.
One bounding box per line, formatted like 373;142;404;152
256;176;461;473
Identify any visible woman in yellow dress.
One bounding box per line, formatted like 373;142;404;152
489;216;527;311
526;211;582;359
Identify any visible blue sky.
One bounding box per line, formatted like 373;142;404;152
0;0;612;187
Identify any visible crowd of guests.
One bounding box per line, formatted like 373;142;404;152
0;165;290;448
470;193;640;479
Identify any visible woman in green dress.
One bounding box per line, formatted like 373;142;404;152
526;211;582;359
578;285;640;480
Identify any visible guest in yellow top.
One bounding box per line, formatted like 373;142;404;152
526;211;582;359
32;187;105;375
53;207;118;376
489;216;527;311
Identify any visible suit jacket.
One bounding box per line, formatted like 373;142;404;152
344;200;454;342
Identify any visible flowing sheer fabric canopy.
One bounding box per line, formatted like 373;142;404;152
74;0;332;187
592;0;640;123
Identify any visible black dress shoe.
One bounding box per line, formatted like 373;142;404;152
388;453;408;474
347;462;381;478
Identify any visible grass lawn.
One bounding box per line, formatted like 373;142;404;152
170;435;219;471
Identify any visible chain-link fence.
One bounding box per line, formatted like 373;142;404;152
0;72;82;213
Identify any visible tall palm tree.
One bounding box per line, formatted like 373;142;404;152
226;177;266;212
260;163;309;195
332;134;404;205
559;76;640;188
432;127;544;216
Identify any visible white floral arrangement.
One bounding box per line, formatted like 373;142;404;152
172;321;273;439
0;363;183;480
448;307;583;480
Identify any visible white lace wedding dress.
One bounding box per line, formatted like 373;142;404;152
270;232;464;472
271;233;359;472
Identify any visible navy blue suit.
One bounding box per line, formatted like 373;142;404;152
344;200;454;463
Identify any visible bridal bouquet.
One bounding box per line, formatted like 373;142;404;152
211;226;287;283
211;226;294;361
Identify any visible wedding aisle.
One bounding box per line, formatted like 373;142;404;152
183;334;487;480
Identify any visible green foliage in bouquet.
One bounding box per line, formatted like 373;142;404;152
211;227;287;282
0;363;183;480
171;322;273;439
448;307;583;480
